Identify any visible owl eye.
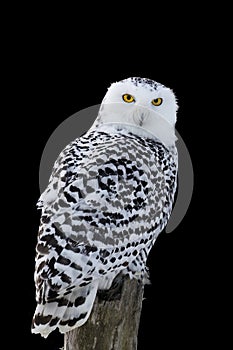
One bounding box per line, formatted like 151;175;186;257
151;98;163;106
122;94;135;103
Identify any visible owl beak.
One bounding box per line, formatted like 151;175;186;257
133;106;148;126
139;113;145;126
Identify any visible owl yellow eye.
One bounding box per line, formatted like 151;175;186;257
122;94;135;103
152;98;163;106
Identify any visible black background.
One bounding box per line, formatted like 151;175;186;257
10;13;225;350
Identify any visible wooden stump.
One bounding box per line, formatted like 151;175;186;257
64;275;144;350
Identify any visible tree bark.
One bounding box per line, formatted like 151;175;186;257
64;275;144;350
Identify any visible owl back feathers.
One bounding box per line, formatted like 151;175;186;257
32;127;177;337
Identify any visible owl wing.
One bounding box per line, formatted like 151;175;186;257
32;131;177;336
36;131;176;295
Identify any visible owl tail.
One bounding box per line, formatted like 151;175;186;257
31;281;98;338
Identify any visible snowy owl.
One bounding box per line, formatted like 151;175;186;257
32;77;178;337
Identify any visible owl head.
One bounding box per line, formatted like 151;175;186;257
96;77;178;147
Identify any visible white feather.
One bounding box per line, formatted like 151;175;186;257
91;77;178;147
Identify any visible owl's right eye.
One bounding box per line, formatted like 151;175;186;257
122;94;135;103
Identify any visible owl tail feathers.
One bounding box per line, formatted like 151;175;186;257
31;281;98;338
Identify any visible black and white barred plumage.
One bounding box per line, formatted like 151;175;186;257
32;77;178;337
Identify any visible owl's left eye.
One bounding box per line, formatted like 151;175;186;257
122;94;135;103
151;98;163;106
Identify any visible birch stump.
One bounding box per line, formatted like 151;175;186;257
64;274;144;350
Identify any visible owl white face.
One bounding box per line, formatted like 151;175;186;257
98;77;178;146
